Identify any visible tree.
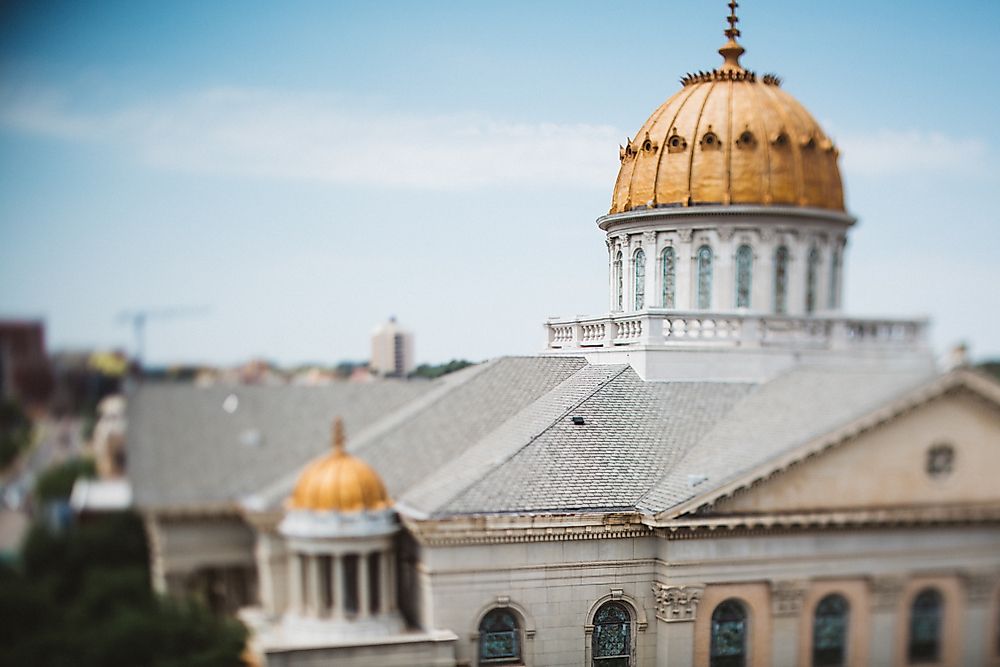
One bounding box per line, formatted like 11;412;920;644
0;399;31;469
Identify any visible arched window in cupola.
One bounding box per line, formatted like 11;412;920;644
774;245;790;314
697;245;713;309
614;250;623;312
662;247;676;308
735;244;753;309
828;247;841;309
806;246;820;314
634;248;646;310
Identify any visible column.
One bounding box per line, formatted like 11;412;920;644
716;229;734;311
358;552;371;618
869;575;904;666
288;552;303;614
606;238;616;312
643;231;657;311
332;554;345;620
387;551;397;612
620;235;633;313
961;571;998;666
307;555;321;616
652;582;703;667
675;228;693;310
380;549;393;614
770;580;807;667
786;233;806;316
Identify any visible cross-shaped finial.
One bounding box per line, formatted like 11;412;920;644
331;416;346;454
725;1;741;41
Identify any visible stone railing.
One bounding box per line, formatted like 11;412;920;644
544;310;928;352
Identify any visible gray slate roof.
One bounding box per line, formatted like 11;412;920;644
128;380;434;509
130;355;937;518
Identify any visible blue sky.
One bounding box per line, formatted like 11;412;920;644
1;0;998;366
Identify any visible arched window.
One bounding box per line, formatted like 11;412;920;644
662;247;676;308
593;601;631;666
614;251;623;311
908;588;943;663
634;248;646;310
697;245;713;309
774;246;789;314
735;244;753;308
710;599;747;667
828;248;841;309
806;246;820;314
813;594;849;667
479;608;521;665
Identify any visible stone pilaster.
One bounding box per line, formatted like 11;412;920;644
961;570;999;666
770;580;807;667
652;583;703;667
869;575;905;666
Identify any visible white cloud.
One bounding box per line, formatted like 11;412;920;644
0;86;622;190
838;129;987;175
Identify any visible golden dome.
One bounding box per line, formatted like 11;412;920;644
289;418;391;512
610;6;844;215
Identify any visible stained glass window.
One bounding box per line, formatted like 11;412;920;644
735;244;753;308
479;609;521;664
774;246;789;314
634;248;646;310
614;251;623;311
828;248;841;309
813;594;849;667
710;599;747;667
908;589;942;663
593;601;631;666
697;245;713;309
806;246;820;314
662;247;676;308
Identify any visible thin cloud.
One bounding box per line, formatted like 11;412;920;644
0;86;622;190
839;130;987;175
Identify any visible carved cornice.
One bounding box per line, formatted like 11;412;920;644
869;575;906;611
771;580;808;617
652;583;703;623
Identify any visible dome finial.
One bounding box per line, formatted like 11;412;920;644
331;416;346;455
719;0;746;72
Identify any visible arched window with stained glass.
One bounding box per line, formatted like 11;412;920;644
710;599;748;667
773;245;789;314
806;246;820;314
735;244;753;309
828;247;841;309
634;248;646;310
908;588;943;664
813;594;849;667
661;247;676;308
697;245;713;310
592;601;631;666
613;250;623;312
478;608;521;665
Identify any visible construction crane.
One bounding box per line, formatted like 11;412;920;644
116;306;211;370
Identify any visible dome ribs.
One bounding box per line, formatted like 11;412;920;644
653;83;709;208
685;79;721;206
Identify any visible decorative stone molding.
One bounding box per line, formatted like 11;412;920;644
961;570;999;605
770;580;808;617
642;231;656;247
717;226;736;242
652;583;703;623
869;575;906;611
677;228;694;243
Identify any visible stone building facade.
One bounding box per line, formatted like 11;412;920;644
130;6;1000;667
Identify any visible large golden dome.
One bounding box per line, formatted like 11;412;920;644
289;418;391;512
610;10;844;215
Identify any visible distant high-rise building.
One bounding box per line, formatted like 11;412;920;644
369;317;414;377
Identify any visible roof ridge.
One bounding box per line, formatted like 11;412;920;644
398;363;631;517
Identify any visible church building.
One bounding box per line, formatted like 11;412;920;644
130;5;1000;666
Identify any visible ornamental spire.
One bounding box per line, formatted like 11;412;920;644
331;416;346;456
719;0;746;72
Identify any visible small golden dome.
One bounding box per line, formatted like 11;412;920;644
289;418;391;512
610;5;844;215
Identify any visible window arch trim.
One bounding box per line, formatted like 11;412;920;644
472;599;536;667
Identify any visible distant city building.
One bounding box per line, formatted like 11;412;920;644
0;319;52;406
369;317;414;377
